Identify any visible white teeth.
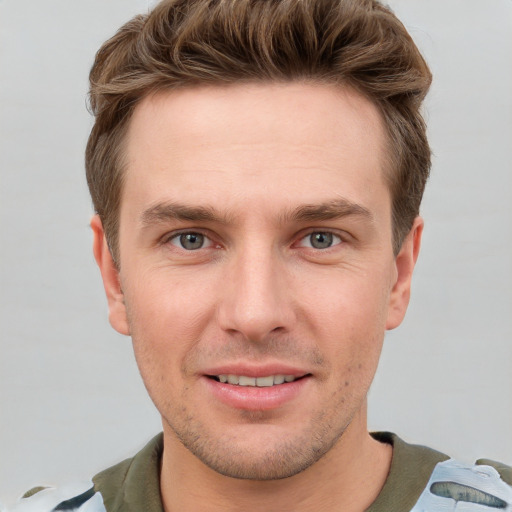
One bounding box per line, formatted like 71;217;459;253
216;374;297;386
227;374;239;385
239;376;256;386
256;376;274;387
273;375;285;385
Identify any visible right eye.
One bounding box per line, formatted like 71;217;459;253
297;231;342;250
168;232;213;251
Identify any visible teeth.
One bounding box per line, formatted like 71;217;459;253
239;376;256;386
217;374;297;386
256;376;274;387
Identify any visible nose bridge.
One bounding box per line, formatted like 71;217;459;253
218;239;292;341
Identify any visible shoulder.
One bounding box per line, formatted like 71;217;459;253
411;458;512;511
367;432;512;512
92;433;163;512
16;434;163;512
369;432;512;512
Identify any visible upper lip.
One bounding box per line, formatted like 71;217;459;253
202;363;310;378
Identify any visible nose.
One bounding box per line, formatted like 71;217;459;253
217;244;295;342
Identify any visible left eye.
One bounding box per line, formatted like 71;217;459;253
169;232;213;250
299;232;342;250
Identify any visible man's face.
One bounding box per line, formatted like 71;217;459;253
93;83;420;479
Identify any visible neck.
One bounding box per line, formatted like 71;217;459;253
160;406;392;512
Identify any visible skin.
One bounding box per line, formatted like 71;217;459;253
92;82;422;512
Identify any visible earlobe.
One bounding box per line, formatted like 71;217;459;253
91;215;130;336
385;217;423;330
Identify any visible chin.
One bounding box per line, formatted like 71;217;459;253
166;415;346;480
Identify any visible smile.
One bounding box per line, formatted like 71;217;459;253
211;374;301;387
204;372;311;410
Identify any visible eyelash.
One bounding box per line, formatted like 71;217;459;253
163;230;345;252
297;231;343;250
164;231;217;251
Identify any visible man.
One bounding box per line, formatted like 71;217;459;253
17;0;511;511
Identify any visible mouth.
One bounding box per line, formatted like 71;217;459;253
208;374;309;387
203;371;312;410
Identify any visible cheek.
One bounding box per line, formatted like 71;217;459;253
304;268;391;332
301;269;390;372
122;269;217;373
125;264;217;324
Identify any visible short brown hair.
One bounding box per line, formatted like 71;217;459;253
86;0;432;263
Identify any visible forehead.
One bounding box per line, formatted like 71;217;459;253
122;82;389;216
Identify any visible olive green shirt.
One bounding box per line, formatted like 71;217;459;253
87;432;512;512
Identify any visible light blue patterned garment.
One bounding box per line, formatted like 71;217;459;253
6;482;105;512
411;459;512;511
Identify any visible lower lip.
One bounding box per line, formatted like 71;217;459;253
203;376;310;411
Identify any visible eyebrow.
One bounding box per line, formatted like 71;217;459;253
140;202;234;226
287;199;374;224
140;198;373;227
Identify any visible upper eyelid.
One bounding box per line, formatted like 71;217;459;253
297;230;343;246
159;228;350;247
161;228;214;243
163;231;219;253
295;228;349;242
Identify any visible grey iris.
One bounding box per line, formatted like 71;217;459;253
180;233;204;250
310;232;333;249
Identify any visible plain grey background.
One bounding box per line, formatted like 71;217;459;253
1;0;511;507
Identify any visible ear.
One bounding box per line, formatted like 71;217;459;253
385;216;423;330
91;215;130;336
